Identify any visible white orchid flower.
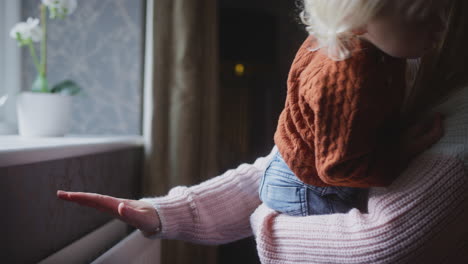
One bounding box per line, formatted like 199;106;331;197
10;18;43;44
42;0;77;18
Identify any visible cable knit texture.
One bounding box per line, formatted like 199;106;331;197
140;57;468;263
274;37;407;187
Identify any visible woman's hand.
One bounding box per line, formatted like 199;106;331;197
400;112;445;163
57;190;161;237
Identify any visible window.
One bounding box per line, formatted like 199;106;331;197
1;0;145;136
0;0;21;135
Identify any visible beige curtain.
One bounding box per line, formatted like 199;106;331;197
142;0;219;263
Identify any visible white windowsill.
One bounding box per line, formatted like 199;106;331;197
0;135;144;167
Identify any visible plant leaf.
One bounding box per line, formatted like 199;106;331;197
51;80;81;95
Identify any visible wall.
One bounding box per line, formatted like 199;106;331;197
21;0;145;135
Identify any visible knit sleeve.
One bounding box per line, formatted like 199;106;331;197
305;53;405;187
138;147;275;245
250;154;467;264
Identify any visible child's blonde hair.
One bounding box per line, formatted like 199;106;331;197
300;0;431;61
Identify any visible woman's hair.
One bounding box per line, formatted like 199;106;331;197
404;0;464;122
299;0;431;61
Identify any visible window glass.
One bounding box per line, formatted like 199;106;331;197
19;0;145;135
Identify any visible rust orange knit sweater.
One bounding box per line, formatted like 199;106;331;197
274;37;407;188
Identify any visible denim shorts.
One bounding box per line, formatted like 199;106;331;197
259;150;368;216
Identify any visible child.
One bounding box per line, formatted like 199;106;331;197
259;0;449;216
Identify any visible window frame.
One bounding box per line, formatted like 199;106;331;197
0;0;21;134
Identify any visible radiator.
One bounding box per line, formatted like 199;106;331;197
38;220;161;264
91;228;161;264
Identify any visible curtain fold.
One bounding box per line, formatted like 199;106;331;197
143;0;219;263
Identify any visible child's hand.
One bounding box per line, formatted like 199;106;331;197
400;112;445;163
57;190;161;237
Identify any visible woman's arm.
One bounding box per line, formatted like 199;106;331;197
139;147;276;244
57;147;274;244
250;153;467;264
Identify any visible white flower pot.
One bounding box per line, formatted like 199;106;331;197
17;92;71;137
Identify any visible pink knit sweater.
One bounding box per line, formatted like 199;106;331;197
141;86;468;263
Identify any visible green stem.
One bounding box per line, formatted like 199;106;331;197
28;42;41;73
40;4;47;77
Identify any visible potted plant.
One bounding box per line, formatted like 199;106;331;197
10;0;80;137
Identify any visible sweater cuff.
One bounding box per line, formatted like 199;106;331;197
250;203;277;238
139;186;197;240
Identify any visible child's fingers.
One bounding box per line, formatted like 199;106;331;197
405;119;429;138
429;113;444;139
405;112;444;138
410;115;444;154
